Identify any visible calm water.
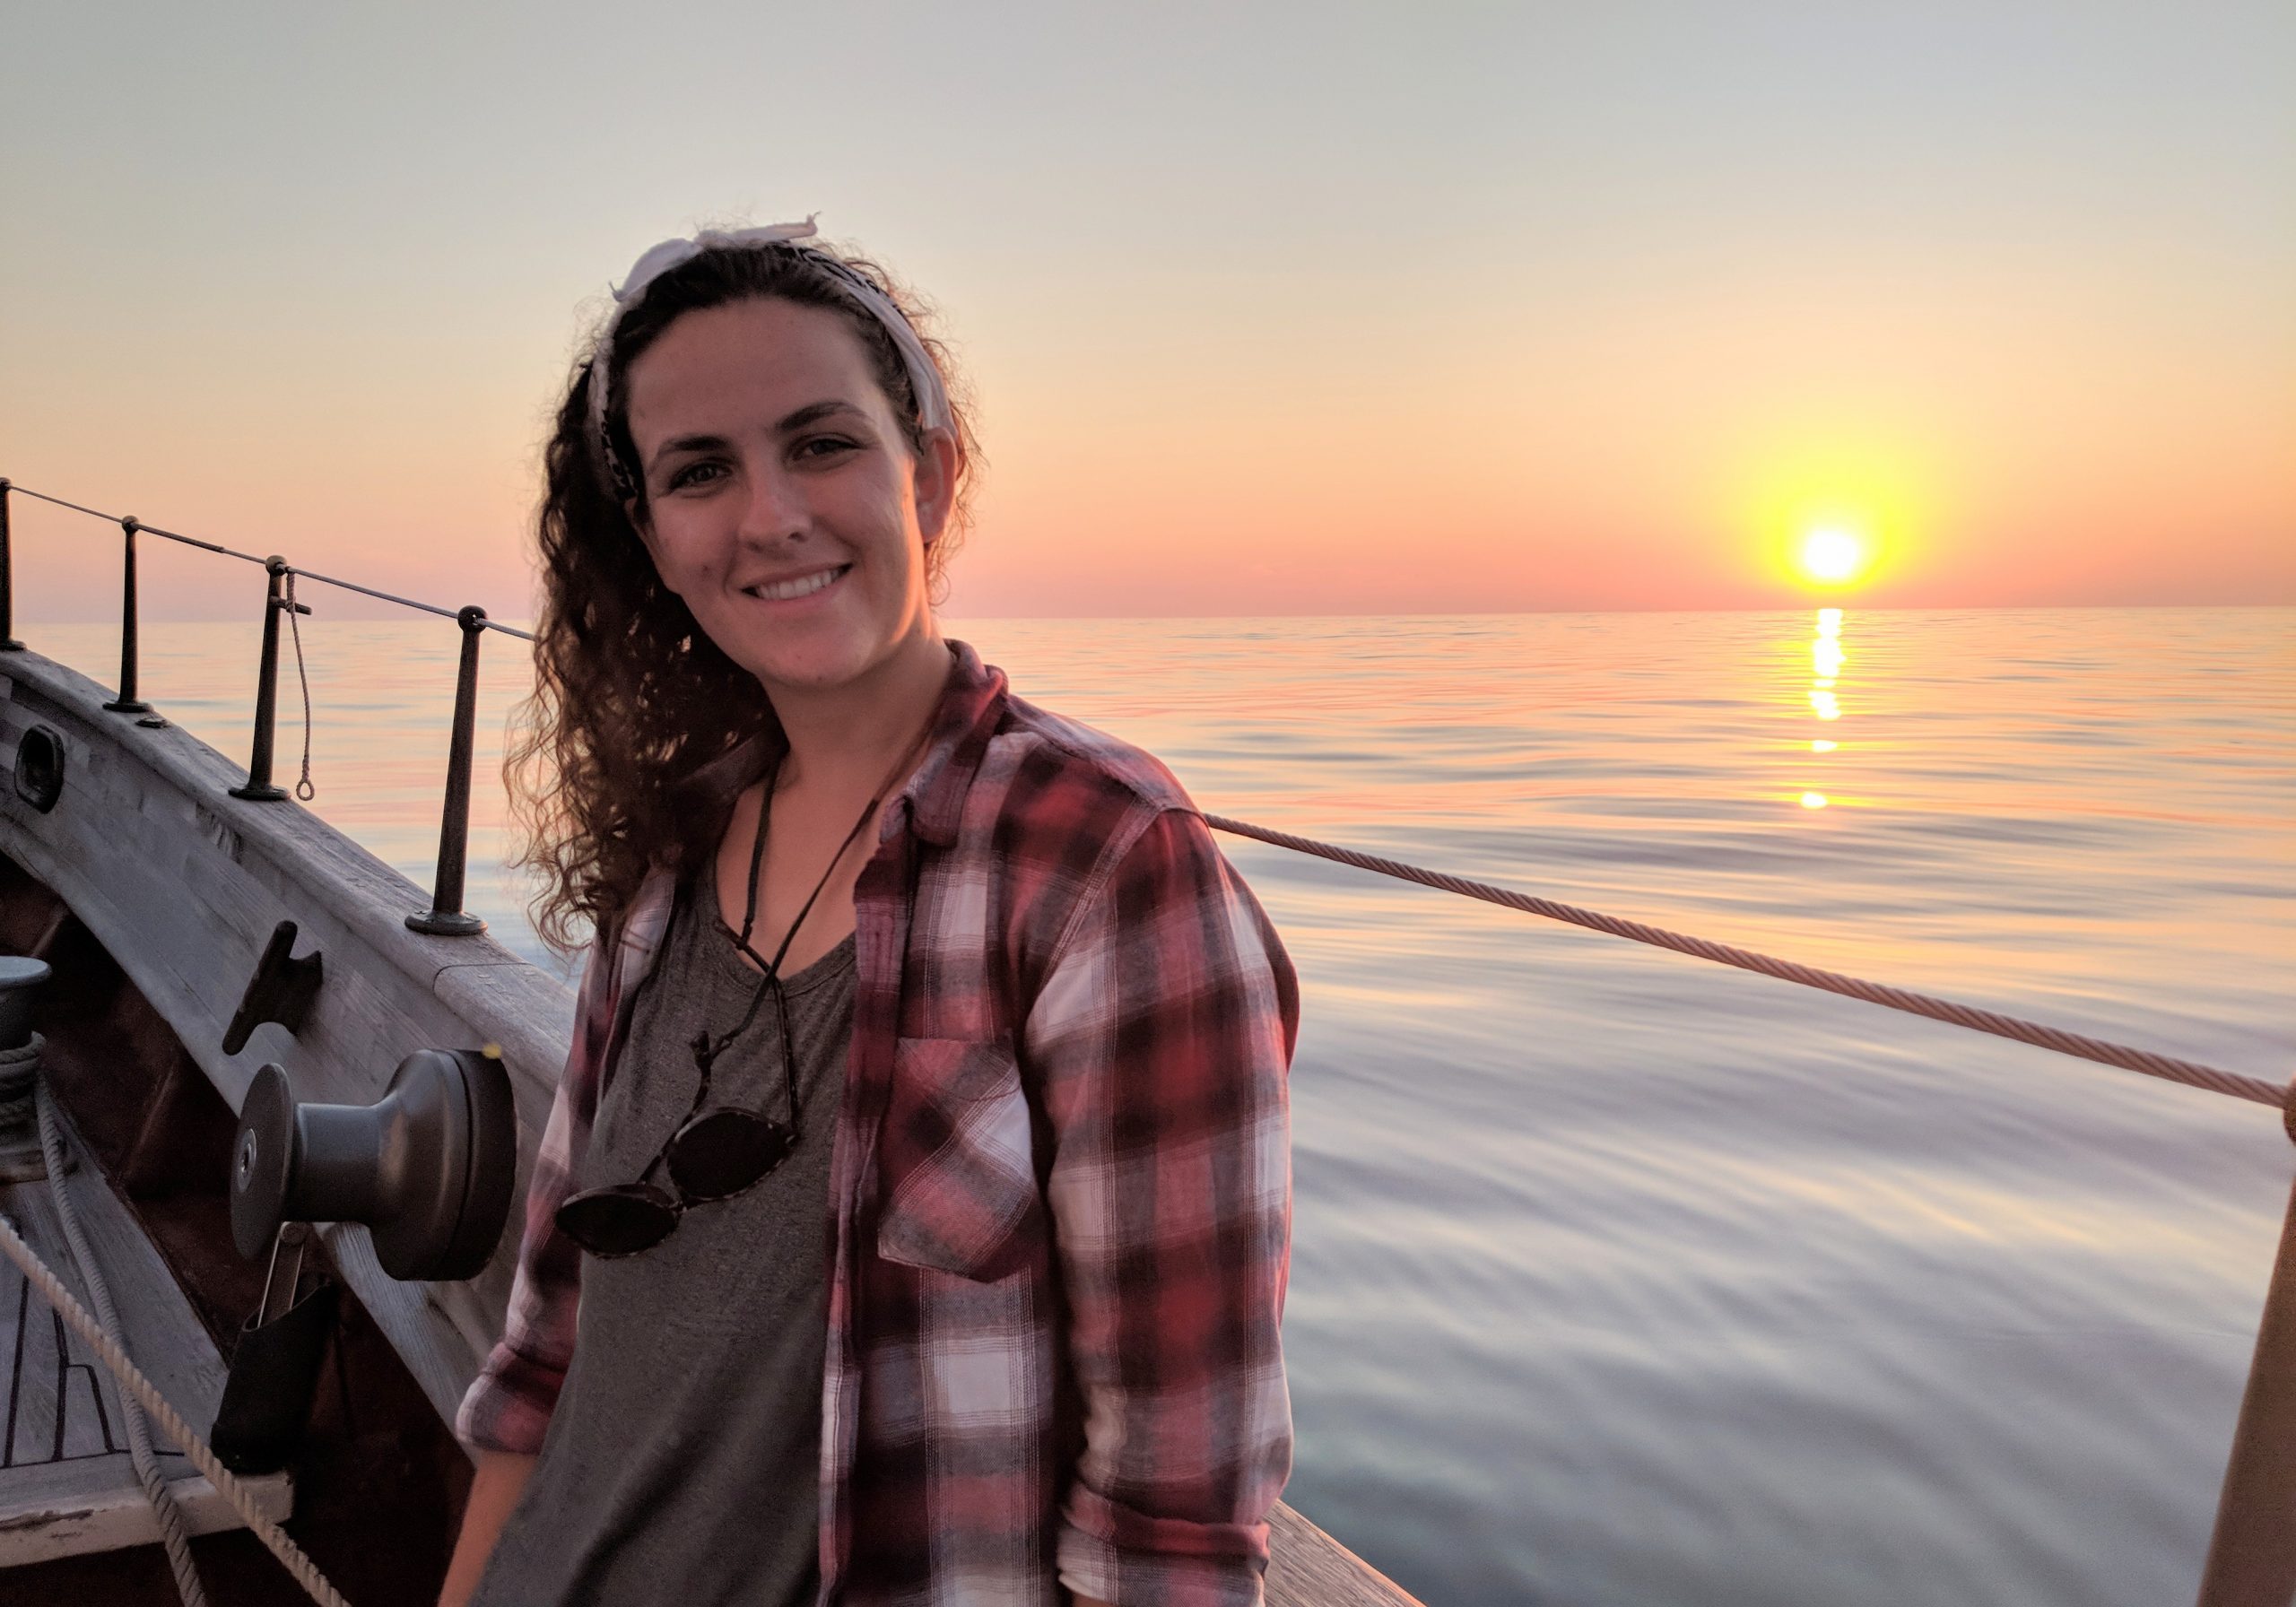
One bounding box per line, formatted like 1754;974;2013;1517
36;607;2296;1606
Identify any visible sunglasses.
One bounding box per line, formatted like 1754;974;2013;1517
553;967;800;1257
552;743;913;1260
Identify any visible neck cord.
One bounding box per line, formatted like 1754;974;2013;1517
710;716;940;1048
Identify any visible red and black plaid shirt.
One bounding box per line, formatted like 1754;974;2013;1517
458;642;1298;1605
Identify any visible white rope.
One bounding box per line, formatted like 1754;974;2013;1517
0;1069;354;1607
30;1058;209;1607
284;570;316;801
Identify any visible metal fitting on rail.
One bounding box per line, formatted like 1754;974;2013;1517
0;478;22;653
405;604;488;937
230;557;309;803
102;516;152;716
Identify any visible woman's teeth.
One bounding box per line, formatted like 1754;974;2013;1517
749;567;846;602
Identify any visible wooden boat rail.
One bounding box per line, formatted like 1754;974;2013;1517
2;472;2290;1605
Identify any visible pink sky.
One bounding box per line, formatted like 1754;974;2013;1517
4;6;2289;621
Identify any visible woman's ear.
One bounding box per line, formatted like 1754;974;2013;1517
912;430;961;546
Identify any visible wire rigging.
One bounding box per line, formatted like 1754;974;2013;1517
4;479;2283;1121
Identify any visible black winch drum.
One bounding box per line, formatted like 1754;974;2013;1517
0;955;51;1052
230;1048;517;1282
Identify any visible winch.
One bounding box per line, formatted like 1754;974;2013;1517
229;1047;517;1283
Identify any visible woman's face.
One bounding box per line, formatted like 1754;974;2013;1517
622;295;953;700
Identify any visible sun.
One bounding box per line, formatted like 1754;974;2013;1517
1797;526;1871;586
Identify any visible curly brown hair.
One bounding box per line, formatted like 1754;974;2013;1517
509;239;979;953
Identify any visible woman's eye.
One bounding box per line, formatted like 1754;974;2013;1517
665;462;726;491
795;436;857;462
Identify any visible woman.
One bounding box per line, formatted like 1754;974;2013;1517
441;222;1299;1607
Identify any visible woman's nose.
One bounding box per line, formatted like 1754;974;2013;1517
735;463;807;544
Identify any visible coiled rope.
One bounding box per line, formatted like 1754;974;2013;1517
0;1053;353;1607
1205;815;2291;1116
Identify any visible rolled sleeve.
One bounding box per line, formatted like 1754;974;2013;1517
1029;806;1298;1606
453;939;612;1455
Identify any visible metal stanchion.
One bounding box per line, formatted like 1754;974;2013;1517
405;606;487;936
102;516;152;715
230;558;307;802
0;478;23;652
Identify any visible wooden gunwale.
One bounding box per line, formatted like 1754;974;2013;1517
0;646;1420;1606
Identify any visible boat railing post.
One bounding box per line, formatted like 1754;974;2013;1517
101;516;152;715
230;557;295;802
0;478;23;652
406;605;488;937
2196;1088;2296;1607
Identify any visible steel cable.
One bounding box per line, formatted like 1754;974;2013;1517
1206;814;2291;1114
6;480;2281;1116
4;482;533;640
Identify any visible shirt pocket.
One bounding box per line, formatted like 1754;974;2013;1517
874;1035;1041;1281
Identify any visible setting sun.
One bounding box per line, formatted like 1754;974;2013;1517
1798;526;1871;586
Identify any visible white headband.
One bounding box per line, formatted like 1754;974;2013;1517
587;217;953;494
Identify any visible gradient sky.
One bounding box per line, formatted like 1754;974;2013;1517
4;1;2290;621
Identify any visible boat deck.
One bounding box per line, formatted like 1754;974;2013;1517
0;1105;290;1567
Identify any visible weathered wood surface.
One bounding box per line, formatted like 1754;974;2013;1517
0;649;572;1430
0;647;1412;1606
1266;1502;1425;1606
0;1102;291;1565
0;1455;293;1568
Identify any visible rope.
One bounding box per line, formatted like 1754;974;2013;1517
0;1040;34;1149
1205;815;2291;1114
0;1085;354;1607
28;1054;208;1607
285;572;317;801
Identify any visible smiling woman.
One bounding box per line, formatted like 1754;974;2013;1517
624;299;958;705
439;225;1300;1607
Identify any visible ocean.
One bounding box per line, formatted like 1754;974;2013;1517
32;606;2296;1607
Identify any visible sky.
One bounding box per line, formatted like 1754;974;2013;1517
2;1;2290;621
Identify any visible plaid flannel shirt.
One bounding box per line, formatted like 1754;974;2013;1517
457;641;1298;1606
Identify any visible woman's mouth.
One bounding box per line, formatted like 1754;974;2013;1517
744;564;850;603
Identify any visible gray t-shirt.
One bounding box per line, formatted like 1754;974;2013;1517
471;876;856;1607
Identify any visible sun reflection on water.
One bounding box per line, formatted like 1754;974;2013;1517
1800;609;1848;806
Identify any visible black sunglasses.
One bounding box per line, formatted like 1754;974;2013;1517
554;969;798;1257
553;757;900;1259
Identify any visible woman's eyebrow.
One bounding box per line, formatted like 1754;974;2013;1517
648;430;732;469
776;399;865;433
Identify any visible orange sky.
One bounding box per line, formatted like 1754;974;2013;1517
4;5;2289;621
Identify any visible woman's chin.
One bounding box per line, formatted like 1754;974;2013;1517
735;633;897;700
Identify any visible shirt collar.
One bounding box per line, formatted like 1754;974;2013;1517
898;638;1007;847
